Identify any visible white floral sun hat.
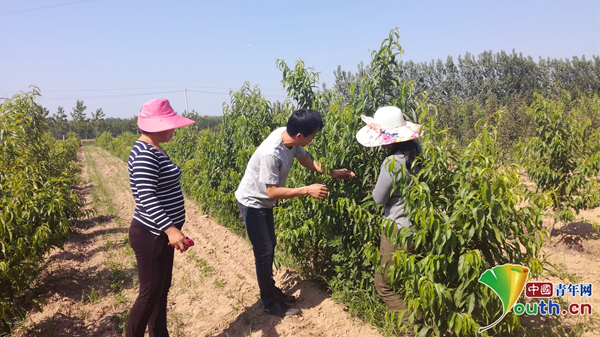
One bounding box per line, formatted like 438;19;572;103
355;106;421;147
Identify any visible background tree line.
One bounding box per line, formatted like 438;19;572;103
333;50;599;108
44;99;222;140
44;51;597;147
332;50;599;155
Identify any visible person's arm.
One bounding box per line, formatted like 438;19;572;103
266;183;329;200
296;154;356;180
258;153;329;201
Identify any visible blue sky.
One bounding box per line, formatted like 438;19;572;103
1;0;599;119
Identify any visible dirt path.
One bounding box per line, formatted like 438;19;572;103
12;146;382;337
12;145;600;336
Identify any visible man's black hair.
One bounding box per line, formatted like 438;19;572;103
286;109;324;137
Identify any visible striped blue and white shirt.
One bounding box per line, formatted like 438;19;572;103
128;140;186;235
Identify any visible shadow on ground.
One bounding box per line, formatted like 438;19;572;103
215;270;333;337
551;221;600;253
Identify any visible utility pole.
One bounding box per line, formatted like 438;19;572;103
184;87;189;113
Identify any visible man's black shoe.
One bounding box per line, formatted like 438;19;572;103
264;300;300;317
280;293;297;303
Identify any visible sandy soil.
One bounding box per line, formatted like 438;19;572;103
11;146;382;337
11;145;600;336
536;213;600;336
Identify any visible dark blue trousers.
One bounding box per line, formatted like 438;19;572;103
237;202;284;306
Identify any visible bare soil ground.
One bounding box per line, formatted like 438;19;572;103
11;146;600;336
534;213;600;336
11;146;382;337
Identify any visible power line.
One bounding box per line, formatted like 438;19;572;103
3;85;288;102
35;90;287;100
0;0;92;15
41;86;234;93
187;89;287;98
36;90;183;100
187;86;286;92
186;85;285;92
187;89;232;96
39;86;190;92
2;85;285;92
0;0;53;9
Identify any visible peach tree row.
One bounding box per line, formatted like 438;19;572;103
0;88;84;334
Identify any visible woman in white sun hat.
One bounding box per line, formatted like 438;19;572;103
356;105;421;318
126;98;195;337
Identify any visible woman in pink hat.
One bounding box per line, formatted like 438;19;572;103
126;98;195;337
356;106;421;320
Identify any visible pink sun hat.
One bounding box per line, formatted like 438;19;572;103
356;106;421;147
137;98;195;132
